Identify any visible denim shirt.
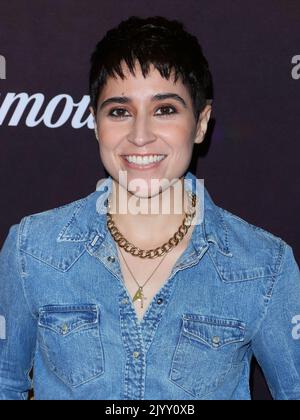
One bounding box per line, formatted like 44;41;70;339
0;171;300;400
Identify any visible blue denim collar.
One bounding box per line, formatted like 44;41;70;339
57;171;230;257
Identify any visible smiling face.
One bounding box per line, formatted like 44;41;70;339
90;60;211;199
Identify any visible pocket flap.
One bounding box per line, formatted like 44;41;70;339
38;304;98;336
182;314;245;349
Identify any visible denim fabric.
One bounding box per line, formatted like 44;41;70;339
0;171;300;400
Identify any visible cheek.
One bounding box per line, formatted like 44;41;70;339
165;128;195;153
97;136;122;173
98;123;124;151
97;131;119;151
165;121;194;141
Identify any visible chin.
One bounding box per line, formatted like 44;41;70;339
129;188;162;199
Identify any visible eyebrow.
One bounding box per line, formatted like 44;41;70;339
98;92;188;111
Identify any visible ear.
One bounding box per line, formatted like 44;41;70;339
89;106;99;141
89;106;95;118
194;104;212;145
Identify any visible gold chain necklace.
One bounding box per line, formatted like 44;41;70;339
106;191;197;259
106;191;197;308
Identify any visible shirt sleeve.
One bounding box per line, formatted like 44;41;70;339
0;223;37;400
252;242;300;400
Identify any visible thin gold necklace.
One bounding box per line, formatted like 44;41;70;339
118;246;169;308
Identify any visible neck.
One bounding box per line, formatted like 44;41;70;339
108;177;191;249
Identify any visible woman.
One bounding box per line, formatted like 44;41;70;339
0;16;299;401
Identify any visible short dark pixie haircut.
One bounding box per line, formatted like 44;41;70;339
89;15;213;123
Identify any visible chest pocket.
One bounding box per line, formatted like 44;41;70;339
169;314;246;398
38;304;105;388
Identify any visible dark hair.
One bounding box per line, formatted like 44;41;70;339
89;15;213;123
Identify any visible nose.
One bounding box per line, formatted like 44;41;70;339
127;113;157;147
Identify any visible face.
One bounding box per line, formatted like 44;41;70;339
90;60;211;198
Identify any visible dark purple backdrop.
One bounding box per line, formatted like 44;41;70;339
1;0;300;400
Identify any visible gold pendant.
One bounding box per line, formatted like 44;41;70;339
133;287;146;308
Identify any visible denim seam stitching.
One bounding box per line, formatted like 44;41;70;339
17;217;37;321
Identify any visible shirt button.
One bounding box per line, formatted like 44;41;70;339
107;256;115;263
91;235;100;247
212;336;221;347
61;324;69;335
157;298;163;305
133;351;140;359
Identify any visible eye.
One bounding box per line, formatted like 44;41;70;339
155;105;178;117
108;108;129;119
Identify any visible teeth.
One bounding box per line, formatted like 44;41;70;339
124;155;165;165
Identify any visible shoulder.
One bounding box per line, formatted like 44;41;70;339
209;205;289;282
20;193;92;240
6;191;101;272
221;206;285;251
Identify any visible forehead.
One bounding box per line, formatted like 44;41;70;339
99;60;190;101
